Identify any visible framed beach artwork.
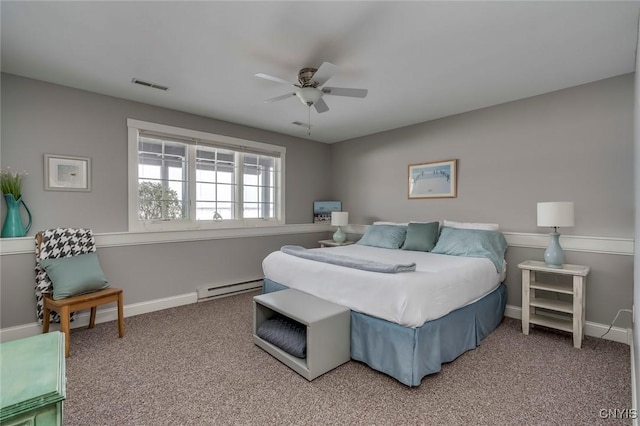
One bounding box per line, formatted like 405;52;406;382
313;200;342;223
44;154;91;192
408;159;457;199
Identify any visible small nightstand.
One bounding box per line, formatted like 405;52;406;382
319;239;355;248
518;260;590;348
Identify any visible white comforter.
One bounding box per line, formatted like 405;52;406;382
262;244;503;328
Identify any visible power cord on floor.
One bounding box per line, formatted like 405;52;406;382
593;309;633;349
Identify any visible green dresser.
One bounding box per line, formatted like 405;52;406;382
0;332;66;425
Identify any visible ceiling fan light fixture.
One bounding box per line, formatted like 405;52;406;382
296;87;322;106
298;67;318;87
255;61;367;118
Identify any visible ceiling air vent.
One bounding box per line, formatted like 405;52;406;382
131;78;169;91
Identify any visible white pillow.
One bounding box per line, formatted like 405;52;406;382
374;220;443;228
411;220;443;228
442;220;499;231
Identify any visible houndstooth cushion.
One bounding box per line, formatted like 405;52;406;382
35;228;96;324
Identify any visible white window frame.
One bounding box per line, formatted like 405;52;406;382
127;119;286;232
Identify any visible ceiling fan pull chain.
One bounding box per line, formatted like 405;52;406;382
308;105;311;136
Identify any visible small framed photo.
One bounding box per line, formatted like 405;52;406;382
313;200;342;223
44;154;91;192
408;159;457;199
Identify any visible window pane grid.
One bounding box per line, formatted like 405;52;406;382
137;138;187;220
195;147;237;220
136;131;280;224
242;154;276;219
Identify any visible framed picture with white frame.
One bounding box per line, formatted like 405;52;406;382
44;154;91;192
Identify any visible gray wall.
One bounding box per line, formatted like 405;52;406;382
1;73;333;230
0;232;328;327
331;74;635;325
1;72;635;330
0;73;333;328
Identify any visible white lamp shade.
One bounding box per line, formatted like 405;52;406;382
331;211;349;227
537;202;574;227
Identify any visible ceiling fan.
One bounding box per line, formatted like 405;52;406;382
255;62;368;114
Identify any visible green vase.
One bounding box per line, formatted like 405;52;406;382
1;194;32;237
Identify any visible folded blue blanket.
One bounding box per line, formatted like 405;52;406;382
280;245;416;273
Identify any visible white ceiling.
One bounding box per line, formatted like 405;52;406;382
2;1;639;144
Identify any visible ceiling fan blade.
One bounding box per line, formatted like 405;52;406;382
264;93;295;103
314;98;330;113
255;73;296;86
311;62;338;86
323;87;368;98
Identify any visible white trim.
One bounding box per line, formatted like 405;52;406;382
631;330;638;426
0;223;331;255
127;119;287;155
127;125;139;232
1;296;630;347
278;151;286;227
504;304;631;345
504;232;634;256
343;225;634;256
0;292;198;343
2;224;633;256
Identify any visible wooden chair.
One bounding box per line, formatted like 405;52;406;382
36;229;124;357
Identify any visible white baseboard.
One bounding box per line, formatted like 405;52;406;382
505;304;631;345
0;292;198;343
631;331;638;426
2;297;630;347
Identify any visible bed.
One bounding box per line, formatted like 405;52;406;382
261;222;508;386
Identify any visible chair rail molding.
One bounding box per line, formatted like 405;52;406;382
342;225;633;256
503;232;633;255
0;223;332;255
1;223;632;256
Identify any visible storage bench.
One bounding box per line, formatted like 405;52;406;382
253;289;350;381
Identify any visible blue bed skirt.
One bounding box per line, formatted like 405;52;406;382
262;279;507;386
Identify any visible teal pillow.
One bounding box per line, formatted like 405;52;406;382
39;252;110;300
402;222;440;252
356;224;407;249
431;227;507;272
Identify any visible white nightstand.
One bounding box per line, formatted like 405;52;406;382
518;260;590;348
318;240;355;248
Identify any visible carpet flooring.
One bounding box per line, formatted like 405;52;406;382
63;291;631;425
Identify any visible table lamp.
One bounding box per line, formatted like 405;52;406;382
537;201;574;268
331;211;349;243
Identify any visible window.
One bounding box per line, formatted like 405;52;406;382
128;119;285;231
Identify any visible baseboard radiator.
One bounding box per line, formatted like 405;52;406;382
197;278;263;301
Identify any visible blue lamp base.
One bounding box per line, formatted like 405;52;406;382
333;226;346;243
544;232;564;268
